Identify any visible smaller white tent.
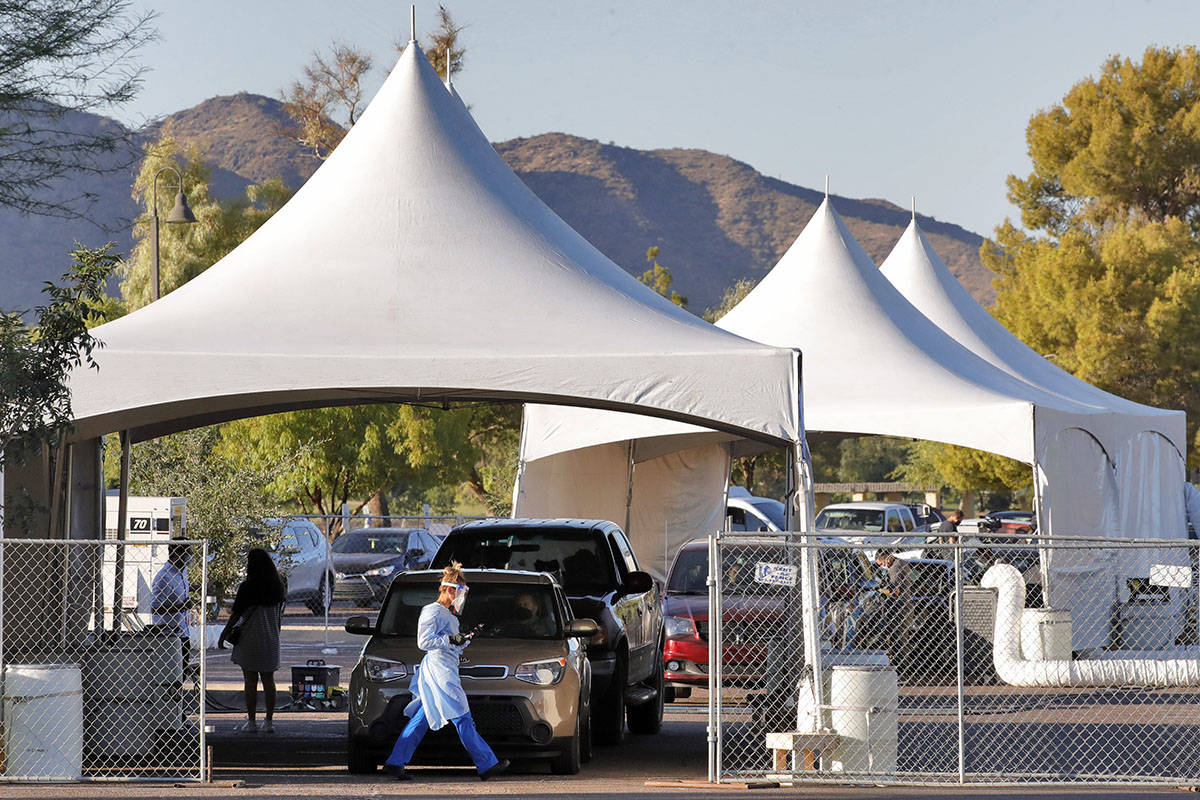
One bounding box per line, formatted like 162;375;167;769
879;216;1188;623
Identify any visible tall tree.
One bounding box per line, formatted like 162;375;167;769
984;45;1200;465
638;246;687;308
1;244;118;530
0;0;154;217
118;136;290;311
281;5;467;161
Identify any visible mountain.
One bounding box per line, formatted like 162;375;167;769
0;93;991;317
495;134;989;312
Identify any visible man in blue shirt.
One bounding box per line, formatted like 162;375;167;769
151;544;192;666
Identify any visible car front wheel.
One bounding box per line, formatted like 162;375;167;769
627;638;665;735
550;710;582;775
306;574;332;616
347;737;377;774
593;654;626;745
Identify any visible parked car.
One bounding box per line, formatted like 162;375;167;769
909;503;946;530
332;528;443;607
815;502;929;558
344;569;597;774
253;517;333;615
726;487;787;532
661;537;878;699
432;518;665;744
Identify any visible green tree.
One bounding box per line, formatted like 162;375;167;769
282;5;467;160
704;277;755;322
0;0;154;217
118;137;290;311
984;46;1200;465
638;246;687;308
121;427;291;612
837;436;910;482
1;244;119;531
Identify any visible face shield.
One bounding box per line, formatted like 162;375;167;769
441;581;469;613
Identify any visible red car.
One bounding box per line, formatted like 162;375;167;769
661;538;873;699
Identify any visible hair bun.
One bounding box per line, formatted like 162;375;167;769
441;561;464;585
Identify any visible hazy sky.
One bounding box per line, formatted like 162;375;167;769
122;0;1195;237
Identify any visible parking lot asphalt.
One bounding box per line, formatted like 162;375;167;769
0;605;1189;799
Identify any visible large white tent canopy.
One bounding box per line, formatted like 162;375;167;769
64;43;807;463
517;198;1186;646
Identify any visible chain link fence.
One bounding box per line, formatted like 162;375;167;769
709;531;1200;786
0;539;207;782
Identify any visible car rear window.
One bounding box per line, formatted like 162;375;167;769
435;529;615;595
378;582;562;640
332;532;411;554
816;508;885;532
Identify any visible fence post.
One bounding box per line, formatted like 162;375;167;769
199;538;208;782
707;530;717;783
954;540;965;784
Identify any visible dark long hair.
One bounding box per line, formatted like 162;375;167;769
243;548;286;606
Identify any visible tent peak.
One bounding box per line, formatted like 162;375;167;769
409;4;417;43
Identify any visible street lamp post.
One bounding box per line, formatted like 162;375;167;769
150;165;197;301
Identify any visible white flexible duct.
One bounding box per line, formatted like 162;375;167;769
981;563;1200;687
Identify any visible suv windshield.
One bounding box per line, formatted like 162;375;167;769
332;532;411;554
435;529;615;595
816;508;885;532
378;582;562;640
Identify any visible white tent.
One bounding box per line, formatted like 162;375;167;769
879;216;1187;622
517;198;1180;647
64;43;812;548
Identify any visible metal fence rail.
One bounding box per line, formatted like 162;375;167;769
0;539;207;782
709;532;1200;786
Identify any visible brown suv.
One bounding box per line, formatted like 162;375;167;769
345;569;597;774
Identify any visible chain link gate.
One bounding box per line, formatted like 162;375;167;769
709;531;1200;786
0;539;207;782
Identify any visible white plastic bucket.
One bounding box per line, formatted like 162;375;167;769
1119;601;1178;650
828;665;897;774
3;664;84;779
1020;608;1072;661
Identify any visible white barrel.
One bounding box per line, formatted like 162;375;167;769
1118;601;1178;650
829;665;897;774
4;664;84;779
1020;608;1073;661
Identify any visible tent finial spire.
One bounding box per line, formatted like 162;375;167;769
824;175;829;199
446;46;452;87
911;196;916;222
409;4;416;43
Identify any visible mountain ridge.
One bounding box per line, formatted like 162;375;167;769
0;93;993;316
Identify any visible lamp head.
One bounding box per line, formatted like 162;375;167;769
166;190;196;224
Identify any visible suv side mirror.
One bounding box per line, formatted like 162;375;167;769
565;618;599;638
345;615;375;635
407;549;424;559
623;570;653;594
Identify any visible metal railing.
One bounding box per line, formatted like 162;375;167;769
709;531;1200;786
0;539;207;782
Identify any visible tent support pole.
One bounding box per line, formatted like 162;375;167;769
624;440;634;534
786;349;822;732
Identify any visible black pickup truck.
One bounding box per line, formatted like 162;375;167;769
432;518;665;744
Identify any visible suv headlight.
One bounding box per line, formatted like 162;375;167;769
515;657;566;686
364;564;396;578
664;615;697;638
364;656;408;681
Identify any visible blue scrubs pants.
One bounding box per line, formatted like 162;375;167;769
385;704;500;774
